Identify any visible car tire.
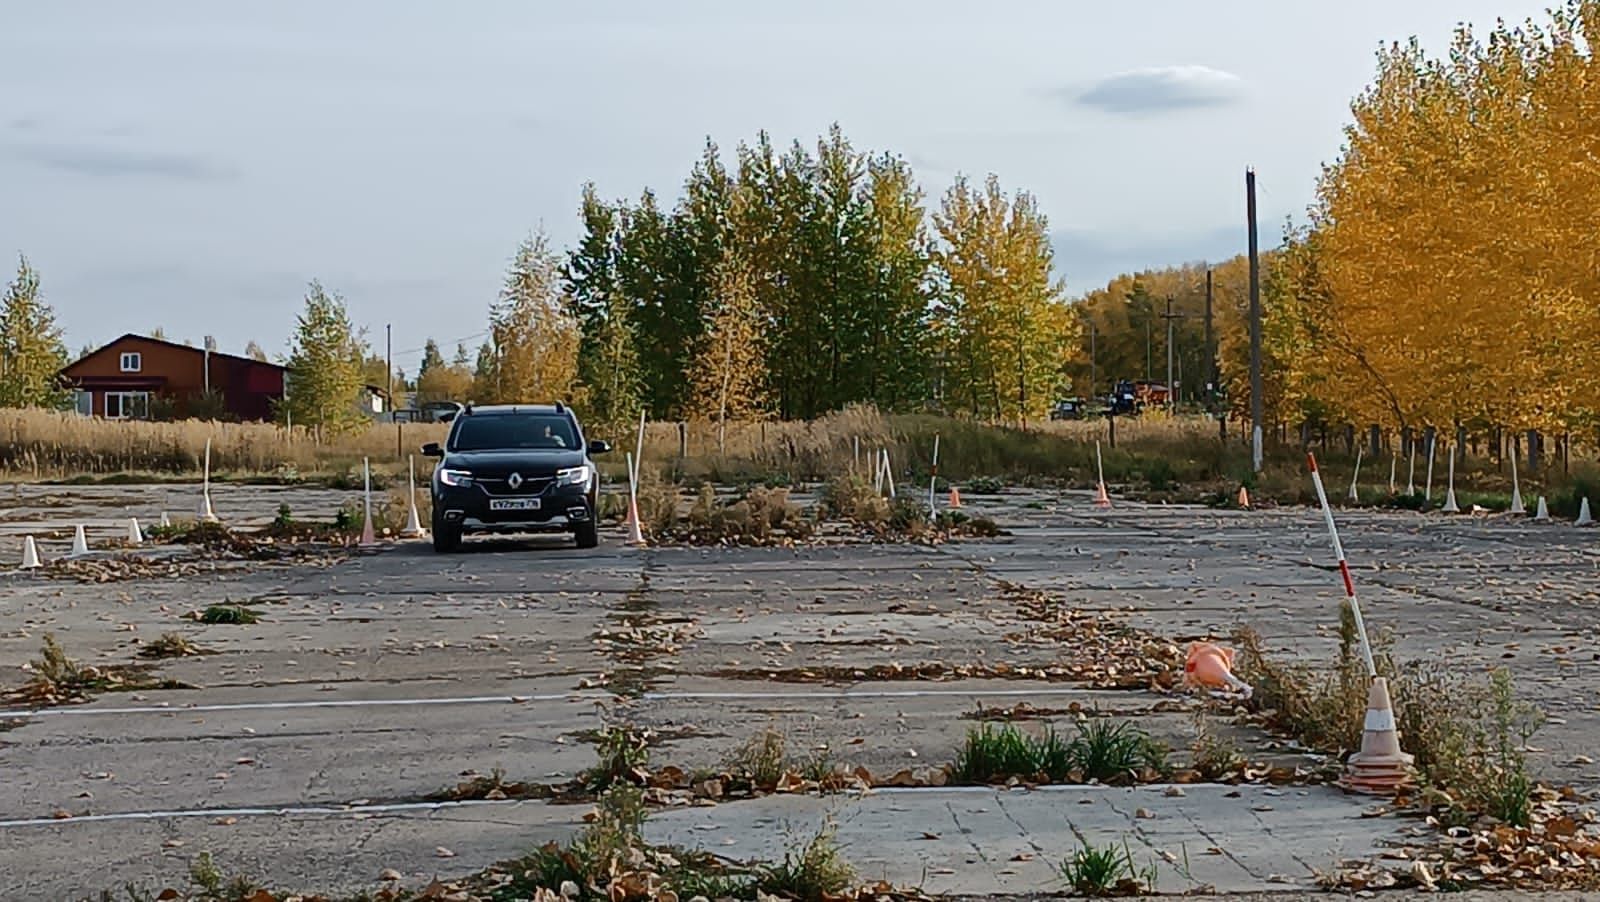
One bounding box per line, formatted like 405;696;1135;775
432;514;462;553
574;518;599;549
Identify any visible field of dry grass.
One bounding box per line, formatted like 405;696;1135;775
0;409;446;481
2;406;1593;513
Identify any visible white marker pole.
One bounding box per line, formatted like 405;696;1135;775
1424;433;1436;503
1307;452;1378;678
1348;445;1363;503
928;433;941;518
632;410;646;487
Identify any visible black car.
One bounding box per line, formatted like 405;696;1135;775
421;403;610;552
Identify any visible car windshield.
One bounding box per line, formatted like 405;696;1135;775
450;414;578;451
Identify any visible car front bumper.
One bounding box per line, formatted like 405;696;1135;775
434;482;595;532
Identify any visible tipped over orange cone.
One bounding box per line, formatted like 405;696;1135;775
1341;676;1413;794
1184;642;1252;697
948;486;962;508
1237;486;1251;509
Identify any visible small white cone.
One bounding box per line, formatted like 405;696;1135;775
1578;497;1594;527
359;457;377;546
1535;496;1550;521
627;497;645;546
126;518;143;546
69;524;90;558
159;511;171;528
400;455;426;538
20;536;42;570
1509;451;1525;514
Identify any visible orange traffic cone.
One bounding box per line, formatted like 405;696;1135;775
1341;676;1414;794
1184;643;1252;697
1237;486;1251;509
948;486;962;508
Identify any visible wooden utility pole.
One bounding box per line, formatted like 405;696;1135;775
1205;268;1222;438
1088;321;1097;399
1247;169;1263;471
1161;296;1182;412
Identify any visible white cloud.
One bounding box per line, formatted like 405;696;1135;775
1076;65;1245;114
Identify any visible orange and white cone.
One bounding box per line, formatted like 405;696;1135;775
1093;482;1111;508
1341;676;1414;794
948;486;962;508
359;457;377;547
1237;486;1251;509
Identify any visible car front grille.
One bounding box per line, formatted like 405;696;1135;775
477;476;555;496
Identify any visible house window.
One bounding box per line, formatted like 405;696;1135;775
74;391;93;416
120;352;142;373
105;391;150;420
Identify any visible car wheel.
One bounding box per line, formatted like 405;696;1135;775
432;513;462;553
574;518;599;549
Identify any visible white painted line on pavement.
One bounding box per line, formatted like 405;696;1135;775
0;692;599;720
643;687;1110;701
0;797;539;829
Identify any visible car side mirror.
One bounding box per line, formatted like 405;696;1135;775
588;440;611;454
421;442;444;458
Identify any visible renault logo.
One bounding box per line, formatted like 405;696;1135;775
508;472;523;490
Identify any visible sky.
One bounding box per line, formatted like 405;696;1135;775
1;0;1556;370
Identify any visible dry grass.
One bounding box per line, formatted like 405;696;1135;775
0;407;444;480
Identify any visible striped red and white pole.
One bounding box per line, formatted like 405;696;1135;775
1306;452;1377;678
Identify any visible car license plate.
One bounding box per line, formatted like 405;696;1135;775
489;498;541;512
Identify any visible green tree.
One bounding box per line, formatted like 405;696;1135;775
860;151;933;409
0;255;71;409
934;175;1073;423
417;340;445;378
566;183;642;430
689;192;769;432
284;281;367;436
481;233;580;404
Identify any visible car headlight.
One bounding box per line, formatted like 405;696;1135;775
439;469;474;487
555;465;591;488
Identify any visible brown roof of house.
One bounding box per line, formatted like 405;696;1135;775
63;333;287;374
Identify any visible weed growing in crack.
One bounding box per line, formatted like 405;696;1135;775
1059;839;1156;896
952;720;1168;785
136;633;212;659
756;820;856;902
198;604;260;625
1189;710;1246;781
727;727;789;789
185;851;259;901
580;725;650;793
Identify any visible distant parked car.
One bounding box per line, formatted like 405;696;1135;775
1049;398;1087;420
421;401;464;423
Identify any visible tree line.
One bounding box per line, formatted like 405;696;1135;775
1071;2;1600;454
